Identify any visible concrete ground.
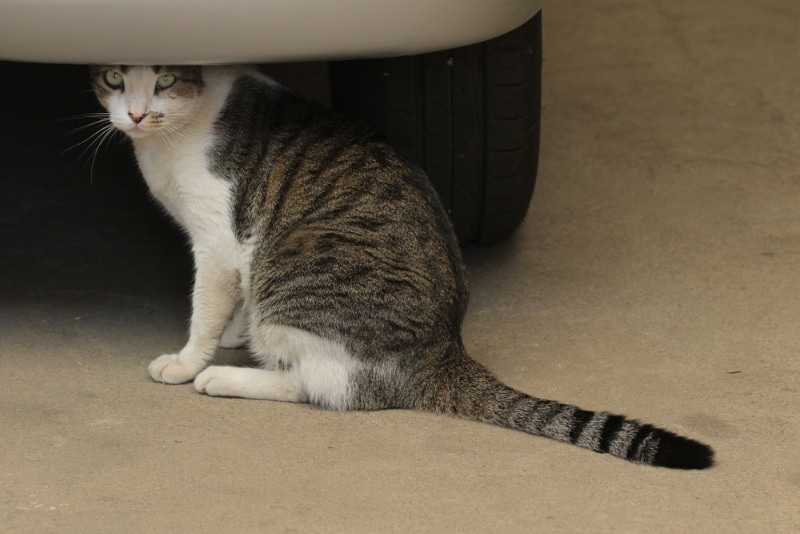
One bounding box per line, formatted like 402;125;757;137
2;0;799;531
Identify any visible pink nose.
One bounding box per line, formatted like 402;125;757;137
129;112;147;124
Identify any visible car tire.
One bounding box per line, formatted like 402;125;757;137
329;12;542;245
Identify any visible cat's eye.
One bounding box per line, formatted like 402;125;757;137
156;73;177;90
103;70;124;89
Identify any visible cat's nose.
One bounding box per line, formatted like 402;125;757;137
128;112;147;124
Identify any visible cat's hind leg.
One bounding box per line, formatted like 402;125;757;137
196;323;358;410
194;366;307;402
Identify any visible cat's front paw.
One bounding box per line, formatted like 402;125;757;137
148;353;205;384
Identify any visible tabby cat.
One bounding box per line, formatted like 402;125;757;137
90;65;713;469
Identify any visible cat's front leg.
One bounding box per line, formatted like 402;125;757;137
149;250;239;384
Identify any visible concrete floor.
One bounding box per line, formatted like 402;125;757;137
2;0;799;531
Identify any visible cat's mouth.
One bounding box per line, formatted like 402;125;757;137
118;111;166;139
119;122;154;139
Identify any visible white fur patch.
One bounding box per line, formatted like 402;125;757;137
219;300;249;349
246;323;358;410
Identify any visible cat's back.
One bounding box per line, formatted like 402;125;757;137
210;68;462;266
208;69;469;355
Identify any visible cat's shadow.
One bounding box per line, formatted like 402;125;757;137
213;348;260;368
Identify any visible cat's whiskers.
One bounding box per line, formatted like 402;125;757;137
157;121;191;151
61;111;113;149
64;118;112;136
164;119;190;140
157;128;178;151
65;122;116;156
62;113;121;183
57;112;110;122
85;125;119;183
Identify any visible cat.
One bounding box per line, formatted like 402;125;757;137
90;64;713;469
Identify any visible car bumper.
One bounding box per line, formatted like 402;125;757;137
0;0;542;64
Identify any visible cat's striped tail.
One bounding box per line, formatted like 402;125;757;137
418;354;714;470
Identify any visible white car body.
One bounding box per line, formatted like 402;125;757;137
0;0;542;64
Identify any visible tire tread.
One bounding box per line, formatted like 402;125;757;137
330;13;542;244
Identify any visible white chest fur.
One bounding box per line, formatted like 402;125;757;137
130;68;238;249
134;133;230;241
128;68;257;301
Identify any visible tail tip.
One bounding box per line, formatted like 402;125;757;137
652;433;715;470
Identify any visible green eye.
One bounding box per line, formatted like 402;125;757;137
103;70;124;89
156;73;177;90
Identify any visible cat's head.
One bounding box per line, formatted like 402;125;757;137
90;65;205;140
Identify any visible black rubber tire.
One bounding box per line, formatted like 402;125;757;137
329;12;542;245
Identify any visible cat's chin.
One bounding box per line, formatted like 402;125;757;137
120;126;153;140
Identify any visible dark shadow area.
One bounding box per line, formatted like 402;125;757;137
0;61;334;308
0;61;193;304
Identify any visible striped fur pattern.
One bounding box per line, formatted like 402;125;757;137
90;65;713;469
